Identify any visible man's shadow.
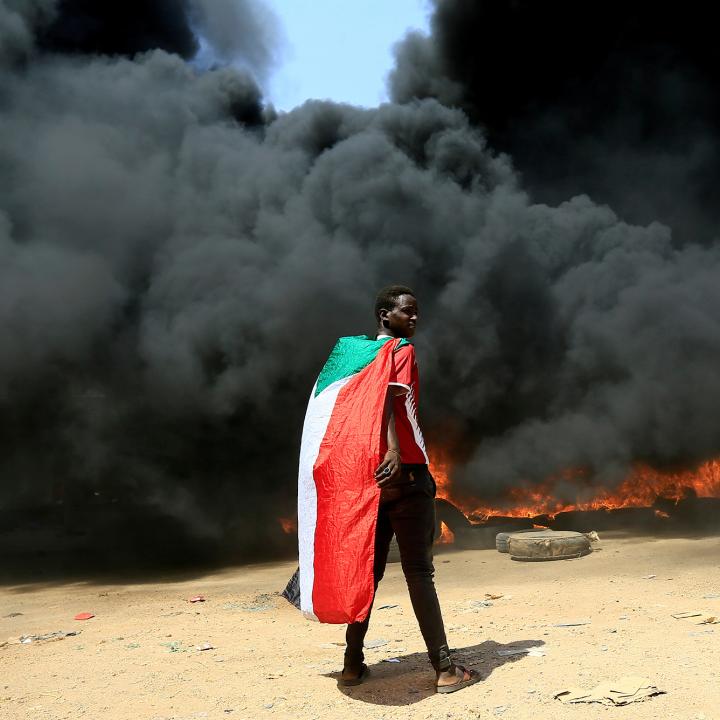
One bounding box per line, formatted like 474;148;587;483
325;639;545;706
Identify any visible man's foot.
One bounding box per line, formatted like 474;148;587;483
339;663;369;687
436;664;479;694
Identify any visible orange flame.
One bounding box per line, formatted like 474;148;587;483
436;521;455;544
429;453;720;522
278;516;297;534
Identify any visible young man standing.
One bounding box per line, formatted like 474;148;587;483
297;285;477;693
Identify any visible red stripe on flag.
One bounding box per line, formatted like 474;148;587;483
310;339;397;624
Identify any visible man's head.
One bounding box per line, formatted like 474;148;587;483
375;285;418;339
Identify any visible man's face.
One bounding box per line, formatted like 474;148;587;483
381;294;418;338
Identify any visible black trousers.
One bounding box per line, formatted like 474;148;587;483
345;464;451;671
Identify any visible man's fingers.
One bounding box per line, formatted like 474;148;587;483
375;458;401;486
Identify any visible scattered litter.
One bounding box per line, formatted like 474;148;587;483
485;593;504;600
496;647;545;657
493;706;508;715
319;642;344;649
470;600;493;609
188;596;205;603
553;619;591;627
382;658;401;663
618;615;629;620
196;642;214;651
161;640;189;653
377;604;398;610
642;575;657;580
241;594;275;612
703;594;720;599
74;612;95;621
672;611;702;619
555;676;665;706
698;616;720;625
583;531;600;543
9;630;81;645
3;613;23;618
689;630;714;636
365;638;389;648
126;643;140;649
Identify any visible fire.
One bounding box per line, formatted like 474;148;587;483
278;516;297;534
437;521;455;544
429;454;720;521
430;453;453;501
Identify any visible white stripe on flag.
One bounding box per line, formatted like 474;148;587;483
297;375;354;620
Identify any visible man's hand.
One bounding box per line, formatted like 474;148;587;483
374;449;401;488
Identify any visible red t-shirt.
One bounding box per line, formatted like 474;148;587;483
389;343;429;465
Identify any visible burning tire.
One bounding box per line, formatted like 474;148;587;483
496;528;549;553
508;530;591;561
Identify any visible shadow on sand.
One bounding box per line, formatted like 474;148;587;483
327;639;545;706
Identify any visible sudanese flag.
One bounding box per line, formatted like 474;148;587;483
297;335;408;623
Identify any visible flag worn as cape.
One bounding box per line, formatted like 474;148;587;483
297;335;408;624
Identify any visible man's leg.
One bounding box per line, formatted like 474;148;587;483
389;470;450;671
343;502;394;673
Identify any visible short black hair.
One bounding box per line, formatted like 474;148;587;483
374;285;416;323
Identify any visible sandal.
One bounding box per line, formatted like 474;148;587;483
436;664;480;694
339;663;369;687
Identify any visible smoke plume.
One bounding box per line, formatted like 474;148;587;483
390;0;720;245
1;0;719;568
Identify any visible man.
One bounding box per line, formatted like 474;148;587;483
296;285;477;693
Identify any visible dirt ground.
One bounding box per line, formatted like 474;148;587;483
2;532;719;720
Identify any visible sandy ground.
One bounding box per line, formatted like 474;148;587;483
2;532;720;720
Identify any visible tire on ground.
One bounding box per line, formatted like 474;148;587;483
508;530;591;561
496;528;549;553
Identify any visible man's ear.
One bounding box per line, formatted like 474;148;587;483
379;309;390;328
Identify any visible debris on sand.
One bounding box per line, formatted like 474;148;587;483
698;616;720;625
364;638;389;648
241;595;275;613
2;630;81;647
485;593;504;600
161;640;189;653
3;613;23;618
496;647;545;657
672;611;703;619
553;619;591;627
74;612;95;621
196;642;215;651
470;600;494;609
377;604;399;610
188;595;206;603
555;676;665;706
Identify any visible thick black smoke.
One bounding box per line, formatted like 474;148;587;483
390;0;720;245
1;0;719;570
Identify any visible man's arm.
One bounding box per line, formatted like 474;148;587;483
374;388;403;488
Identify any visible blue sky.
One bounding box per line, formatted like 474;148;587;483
263;0;431;111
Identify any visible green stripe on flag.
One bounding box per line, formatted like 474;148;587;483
315;335;408;397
